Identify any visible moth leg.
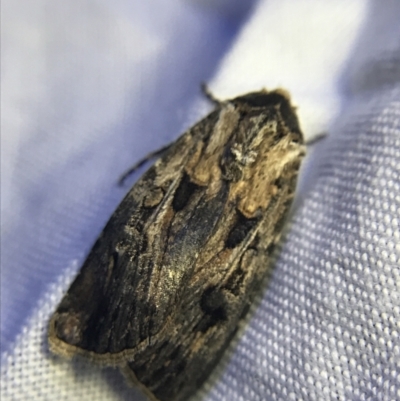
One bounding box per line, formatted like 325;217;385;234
201;83;221;106
305;132;327;146
118;143;172;186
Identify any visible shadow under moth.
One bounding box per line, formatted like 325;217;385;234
48;89;305;401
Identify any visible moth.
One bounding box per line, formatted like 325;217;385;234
48;88;306;401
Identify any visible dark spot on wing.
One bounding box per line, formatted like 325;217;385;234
172;173;201;212
196;286;227;332
225;213;259;249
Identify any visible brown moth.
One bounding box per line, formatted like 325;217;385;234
48;89;305;401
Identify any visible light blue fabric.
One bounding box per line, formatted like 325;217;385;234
2;1;399;400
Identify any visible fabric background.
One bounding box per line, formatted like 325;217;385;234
1;0;399;400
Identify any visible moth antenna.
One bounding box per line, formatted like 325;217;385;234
118;143;172;186
201;83;221;106
305;132;327;146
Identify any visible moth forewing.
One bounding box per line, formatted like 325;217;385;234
49;89;305;401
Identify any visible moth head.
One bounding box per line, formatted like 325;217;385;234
221;90;303;182
220;114;279;183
